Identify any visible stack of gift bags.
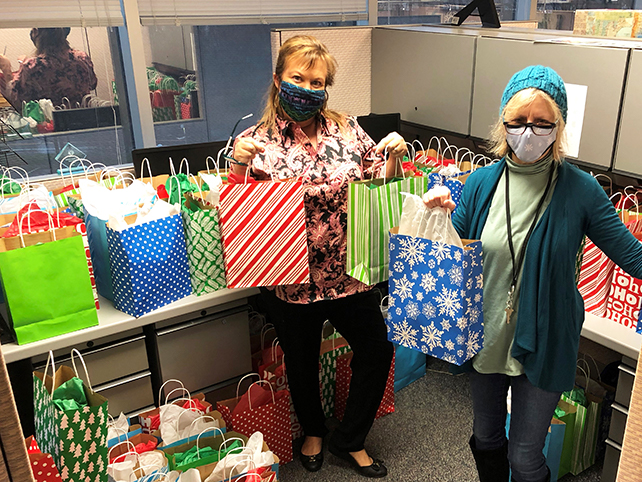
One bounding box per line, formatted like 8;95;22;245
31;357;281;482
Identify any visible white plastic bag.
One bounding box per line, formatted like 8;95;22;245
398;188;463;248
205;432;276;482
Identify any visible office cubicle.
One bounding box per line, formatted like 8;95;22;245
614;48;642;178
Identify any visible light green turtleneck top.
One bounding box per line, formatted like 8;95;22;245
473;153;559;375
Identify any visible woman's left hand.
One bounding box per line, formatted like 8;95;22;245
375;132;407;178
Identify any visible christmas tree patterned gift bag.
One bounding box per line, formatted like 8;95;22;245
33;351;109;482
386;228;484;366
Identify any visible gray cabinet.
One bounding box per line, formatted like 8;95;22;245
614;48;642;177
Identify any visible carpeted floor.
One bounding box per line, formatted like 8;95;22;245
279;359;603;482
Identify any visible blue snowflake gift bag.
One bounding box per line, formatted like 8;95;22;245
105;213;192;317
387;227;484;366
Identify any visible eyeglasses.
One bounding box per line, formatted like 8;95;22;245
503;122;557;136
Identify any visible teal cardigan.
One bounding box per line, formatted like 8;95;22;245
452;159;642;392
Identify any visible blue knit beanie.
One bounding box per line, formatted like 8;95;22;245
499;65;567;122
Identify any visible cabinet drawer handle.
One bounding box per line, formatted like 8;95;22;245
605;438;623;451
612;403;629;416
618;364;636;377
94;371;151;392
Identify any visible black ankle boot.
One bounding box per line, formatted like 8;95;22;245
469;435;509;482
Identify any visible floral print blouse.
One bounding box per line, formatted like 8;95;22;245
235;114;385;304
8;49;97;107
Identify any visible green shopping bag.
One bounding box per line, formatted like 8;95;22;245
347;176;428;285
33;351;109;481
319;334;350;418
0;225;98;344
560;389;602;475
554;399;578;478
181;197;227;295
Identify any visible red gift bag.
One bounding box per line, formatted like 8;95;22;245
334;351;395;421
26;435;40;454
216;377;293;464
578;215;642;316
261;357;304;441
25;438;62;482
606;234;642;330
218;180;310;288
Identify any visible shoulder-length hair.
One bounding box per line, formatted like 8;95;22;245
260;35;346;133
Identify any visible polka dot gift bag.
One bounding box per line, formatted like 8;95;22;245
105;201;192;317
25;436;63;482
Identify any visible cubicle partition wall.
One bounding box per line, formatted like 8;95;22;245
614;48;642;178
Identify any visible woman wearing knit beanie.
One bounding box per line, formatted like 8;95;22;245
425;65;642;482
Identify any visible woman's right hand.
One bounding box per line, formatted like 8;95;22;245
423;185;456;211
231;138;265;174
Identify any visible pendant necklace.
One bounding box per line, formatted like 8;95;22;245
504;161;555;323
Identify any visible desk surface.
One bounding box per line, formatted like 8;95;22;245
1;287;259;364
581;312;642;360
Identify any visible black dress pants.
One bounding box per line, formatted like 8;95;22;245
261;288;393;452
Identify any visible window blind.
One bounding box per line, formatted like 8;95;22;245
0;1;124;29
137;0;368;25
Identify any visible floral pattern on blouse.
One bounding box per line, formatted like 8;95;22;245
235;114;385;304
9;49;98;107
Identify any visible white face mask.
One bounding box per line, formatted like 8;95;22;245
506;126;557;164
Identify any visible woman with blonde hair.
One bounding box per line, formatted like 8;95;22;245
425;65;642;482
231;35;406;478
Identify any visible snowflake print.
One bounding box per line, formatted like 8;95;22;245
467;306;481;324
457;316;468;330
461;290;467;299
466;278;473;290
411;271;419;280
435;287;462;318
416;292;424;301
524;143;534;152
391;320;418;348
462;260;468;269
441;318;452;331
395;307;402;316
392;274;415;302
429;241;452;264
449;265;464;286
420;273;437;292
456;334;465;345
445;339;455;351
444;353;457;364
420;322;444;350
476;274;483;289
422;303;437;318
437;268;446;278
389;296;395;307
405;301;420;320
398;236;426;268
454;250;462;262
471;257;478;267
466;331;482;358
457;349;464;358
394;261;404;273
428;259;436;269
474;293;482;303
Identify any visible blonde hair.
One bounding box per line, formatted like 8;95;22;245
259;35;346;133
487;88;566;163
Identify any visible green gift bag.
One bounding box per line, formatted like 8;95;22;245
33;351;109;482
0;225;98;344
560;390;602;475
555;399;578;478
347;176;428;285
319;334;351;418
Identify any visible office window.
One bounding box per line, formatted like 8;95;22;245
377;0;517;24
538;0;637;31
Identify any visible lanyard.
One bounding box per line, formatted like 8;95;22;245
504;161;555;323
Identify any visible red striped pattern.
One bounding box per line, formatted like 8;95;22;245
578;218;642;316
218;181;310;288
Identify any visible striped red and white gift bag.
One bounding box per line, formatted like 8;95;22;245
578;216;642;316
218;180;310;288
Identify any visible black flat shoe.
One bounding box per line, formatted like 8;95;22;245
329;446;388;478
300;450;324;472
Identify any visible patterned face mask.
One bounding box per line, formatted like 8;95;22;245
278;81;326;122
506;126;557;163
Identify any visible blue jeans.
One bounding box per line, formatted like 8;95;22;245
469;371;562;482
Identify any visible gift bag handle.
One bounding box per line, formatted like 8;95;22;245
192;426;224;460
108;440;138;463
236;373;261;400
217;437;247;459
18;209;56;247
66;158;93;187
140;158;154;182
247;380;276;410
5;166;29;186
58;154;80;185
185;415;221;440
174;405;206;435
188;174;204;201
164;387;192;405
84;162;108;182
457;150;474;170
380;295;389;314
411;139;425;161
205;156;220;176
592;173;613;196
158;379;185;404
70;348;93;391
405;142;415;164
260;324;275;351
425;136;443;159
167;175;183;207
43;350;56;396
179;158;190;176
227;460;258;480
